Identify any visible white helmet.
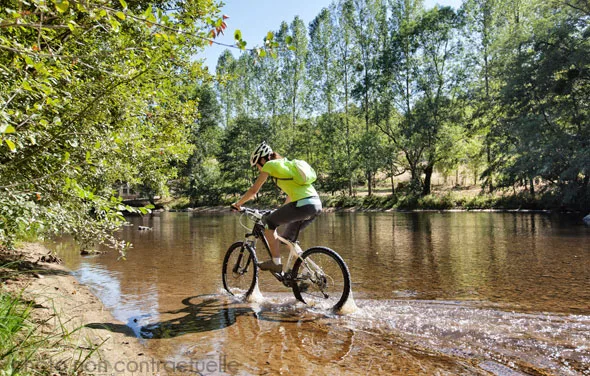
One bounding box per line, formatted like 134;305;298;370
250;141;273;166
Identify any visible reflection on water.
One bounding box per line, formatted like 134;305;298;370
49;212;590;375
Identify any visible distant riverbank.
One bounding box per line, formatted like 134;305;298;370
155;191;588;218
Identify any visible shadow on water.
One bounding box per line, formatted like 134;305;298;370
86;294;321;340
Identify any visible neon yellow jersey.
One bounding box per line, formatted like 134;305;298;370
262;159;318;202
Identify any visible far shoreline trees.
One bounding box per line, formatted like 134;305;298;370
186;0;587;212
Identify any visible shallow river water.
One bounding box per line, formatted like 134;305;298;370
51;211;590;375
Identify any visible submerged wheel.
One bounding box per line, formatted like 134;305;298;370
291;247;351;311
222;242;258;299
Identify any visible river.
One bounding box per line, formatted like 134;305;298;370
51;211;590;375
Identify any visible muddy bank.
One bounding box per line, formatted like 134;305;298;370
1;243;163;375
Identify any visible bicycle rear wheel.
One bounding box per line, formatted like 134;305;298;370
291;247;351;311
222;242;258;299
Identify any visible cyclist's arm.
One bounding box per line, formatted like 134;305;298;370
234;172;269;207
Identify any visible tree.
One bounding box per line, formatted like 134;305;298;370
332;0;362;194
376;4;467;195
492;0;590;208
216;50;238;128
280;16;310;155
349;0;387;195
184;85;223;205
0;0;224;250
308;8;338;115
217;116;270;198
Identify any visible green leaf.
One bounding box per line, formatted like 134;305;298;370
144;5;156;22
266;32;274;41
285;36;293;44
54;0;69;13
5;139;16;152
85;151;91;163
22;81;32;91
116;11;126;20
1;125;15;134
234;29;242;41
109;18;121;31
119;0;128;10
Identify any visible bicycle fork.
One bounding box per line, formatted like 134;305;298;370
234;241;255;275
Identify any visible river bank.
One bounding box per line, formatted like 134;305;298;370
156;190;589;217
0;243;161;375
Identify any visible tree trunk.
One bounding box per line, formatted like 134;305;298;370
529;177;535;199
486;142;494;192
423;165;434;196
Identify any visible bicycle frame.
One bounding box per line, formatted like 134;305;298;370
238;208;319;286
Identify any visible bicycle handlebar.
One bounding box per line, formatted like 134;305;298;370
229;205;272;221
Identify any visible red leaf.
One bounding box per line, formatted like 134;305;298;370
222;14;229;20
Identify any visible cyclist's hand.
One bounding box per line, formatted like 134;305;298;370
230;203;241;212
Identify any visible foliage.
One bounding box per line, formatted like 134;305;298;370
204;0;588;212
490;0;589;208
0;0;224;249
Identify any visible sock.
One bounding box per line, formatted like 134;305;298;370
273;257;281;265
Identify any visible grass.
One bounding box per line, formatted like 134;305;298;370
0;262;100;375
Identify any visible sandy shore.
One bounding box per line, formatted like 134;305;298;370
1;243;164;375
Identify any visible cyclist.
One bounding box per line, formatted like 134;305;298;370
231;141;322;273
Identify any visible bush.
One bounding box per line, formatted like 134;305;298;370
321;195;362;208
362;195;397;209
417;193;457;210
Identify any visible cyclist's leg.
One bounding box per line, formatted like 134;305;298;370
262;202;321;259
263;202;298;259
278;203;323;242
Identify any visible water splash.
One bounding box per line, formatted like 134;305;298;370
336;290;359;315
246;281;264;303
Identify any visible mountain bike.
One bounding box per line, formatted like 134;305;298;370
222;207;352;311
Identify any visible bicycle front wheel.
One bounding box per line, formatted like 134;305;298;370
292;247;351;311
222;242;258;299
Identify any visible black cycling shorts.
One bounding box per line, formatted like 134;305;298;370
263;198;322;242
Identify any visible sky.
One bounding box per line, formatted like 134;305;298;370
198;0;464;72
